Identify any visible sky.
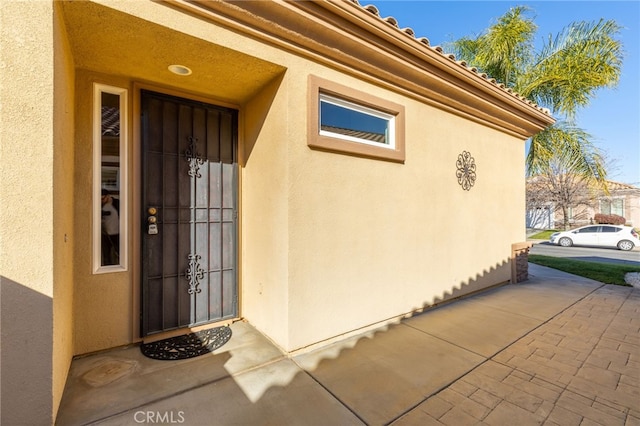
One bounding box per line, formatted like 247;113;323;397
373;1;640;185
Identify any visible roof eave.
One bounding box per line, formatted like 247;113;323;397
166;0;555;138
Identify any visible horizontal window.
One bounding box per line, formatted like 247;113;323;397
308;76;405;163
319;94;395;148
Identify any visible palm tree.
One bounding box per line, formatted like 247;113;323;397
449;6;623;185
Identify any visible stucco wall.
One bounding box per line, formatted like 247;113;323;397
285;67;524;351
1;2;55;424
240;58;525;353
240;74;291;349
52;1;76;418
627;193;640;227
73;70;133;355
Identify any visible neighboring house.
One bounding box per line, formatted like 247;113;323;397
526;176;640;229
595;181;640;227
0;1;554;423
526;206;555;230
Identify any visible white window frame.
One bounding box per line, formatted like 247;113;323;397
308;75;405;163
600;197;624;217
93;83;128;274
319;93;396;150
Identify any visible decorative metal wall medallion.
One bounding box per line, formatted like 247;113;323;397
185;254;204;294
456;151;477;191
185;136;204;178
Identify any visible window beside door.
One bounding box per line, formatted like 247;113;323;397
93;83;128;273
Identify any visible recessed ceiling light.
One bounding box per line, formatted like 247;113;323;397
168;65;192;76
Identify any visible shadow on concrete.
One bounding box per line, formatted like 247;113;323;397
55;255;554;425
1;276;54;425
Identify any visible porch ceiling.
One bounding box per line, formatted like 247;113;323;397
59;1;285;105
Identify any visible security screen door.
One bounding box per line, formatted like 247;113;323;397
141;90;238;336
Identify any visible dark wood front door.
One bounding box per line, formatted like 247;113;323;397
141;90;238;336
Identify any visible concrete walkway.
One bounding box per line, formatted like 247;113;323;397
56;264;640;425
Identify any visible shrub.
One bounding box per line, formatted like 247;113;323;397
594;213;626;225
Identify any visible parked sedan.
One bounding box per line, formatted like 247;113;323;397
550;225;640;251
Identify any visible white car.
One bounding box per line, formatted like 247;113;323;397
550;225;639;251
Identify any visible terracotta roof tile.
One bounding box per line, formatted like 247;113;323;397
608;181;639;190
101;106;120;136
362;4;379;15
527;176;639;191
383;16;399;27
356;1;551;116
401;27;415;37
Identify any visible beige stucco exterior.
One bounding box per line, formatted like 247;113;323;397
0;1;553;423
286;81;525;350
1;1;76;423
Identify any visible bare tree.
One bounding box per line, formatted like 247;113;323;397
527;157;604;230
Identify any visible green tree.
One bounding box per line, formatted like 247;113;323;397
449;6;623;185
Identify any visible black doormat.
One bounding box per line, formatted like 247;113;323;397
140;326;232;361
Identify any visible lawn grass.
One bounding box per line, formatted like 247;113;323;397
529;230;559;240
528;254;639;286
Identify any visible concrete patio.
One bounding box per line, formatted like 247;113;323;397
56;264;640;425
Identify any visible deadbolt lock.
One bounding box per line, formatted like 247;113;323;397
147;207;158;234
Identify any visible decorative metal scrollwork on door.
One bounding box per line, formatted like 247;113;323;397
185;254;204;294
456;151;477;191
185;136;204;178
